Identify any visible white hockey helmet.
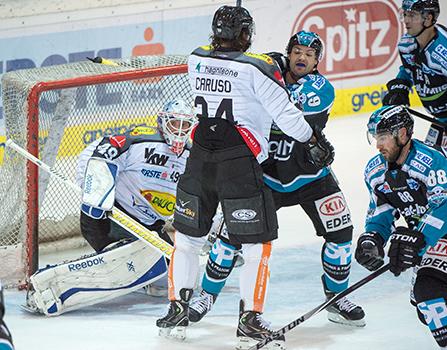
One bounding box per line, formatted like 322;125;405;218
157;99;197;155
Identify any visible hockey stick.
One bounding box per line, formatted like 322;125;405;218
250;263;390;350
407;108;447;128
5;139;174;258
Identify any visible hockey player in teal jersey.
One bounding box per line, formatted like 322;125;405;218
382;0;447;147
0;283;14;350
188;30;366;329
355;105;447;348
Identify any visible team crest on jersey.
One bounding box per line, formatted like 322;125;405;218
406;178;420;191
378;182;392;194
141;190;176;216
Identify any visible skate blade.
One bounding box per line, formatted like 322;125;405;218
158;326;187;341
236;337;286;350
20;303;43;315
327;313;366;327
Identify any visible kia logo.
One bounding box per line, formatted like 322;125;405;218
319;195;346;215
292;0;402;80
232;209;257;221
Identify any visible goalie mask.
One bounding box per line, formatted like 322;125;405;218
158;99;197;155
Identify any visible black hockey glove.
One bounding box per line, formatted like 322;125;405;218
265;52;289;77
355;232;385;271
382;78;412;106
304;127;335;169
388;227;425;277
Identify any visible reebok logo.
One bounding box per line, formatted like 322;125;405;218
68;257;105;271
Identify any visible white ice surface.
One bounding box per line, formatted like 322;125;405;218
3;113;437;349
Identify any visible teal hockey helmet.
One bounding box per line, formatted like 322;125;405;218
402;0;440;21
286;30;324;61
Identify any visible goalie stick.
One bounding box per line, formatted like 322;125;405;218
250;263;390;350
5;139;174;259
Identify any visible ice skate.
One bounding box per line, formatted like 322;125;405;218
323;277;366;327
236;300;286;350
156;288;192;340
189;290;217;323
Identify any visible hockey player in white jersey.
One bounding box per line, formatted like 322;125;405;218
156;5;334;350
188;31;365;328
25;99;196;316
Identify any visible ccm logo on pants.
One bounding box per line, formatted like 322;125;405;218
315;192;352;232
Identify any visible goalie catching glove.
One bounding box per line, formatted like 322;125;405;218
388;226;425;277
382;78;412;106
304;127;335;168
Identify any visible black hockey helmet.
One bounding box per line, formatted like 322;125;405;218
368;105;414;138
286;30;324;61
212;5;254;41
402;0;440;22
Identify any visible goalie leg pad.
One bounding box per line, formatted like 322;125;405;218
29;239;166;316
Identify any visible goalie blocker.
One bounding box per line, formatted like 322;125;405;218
26;239;166;316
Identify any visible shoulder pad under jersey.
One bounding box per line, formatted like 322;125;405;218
364;154;387;183
398;34;418;54
289;74;334;114
109;126;163;152
429;25;447;70
406;139;447;176
191;46;283;84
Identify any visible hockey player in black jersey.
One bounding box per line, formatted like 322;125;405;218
382;0;447;147
355;105;447;348
0;283;14;350
188;30;365;330
156;5;333;350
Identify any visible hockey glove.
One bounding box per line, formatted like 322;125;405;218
382;78;412;106
304;127;335;168
388;226;425;277
265;52;289;77
355;232;385;271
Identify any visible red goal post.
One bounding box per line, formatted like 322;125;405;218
0;55;190;287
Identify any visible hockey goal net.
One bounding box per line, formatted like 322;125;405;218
0;55;191;287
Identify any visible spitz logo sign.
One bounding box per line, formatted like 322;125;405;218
292;0;402;80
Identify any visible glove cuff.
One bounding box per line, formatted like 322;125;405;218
387;78;412;93
359;231;385;246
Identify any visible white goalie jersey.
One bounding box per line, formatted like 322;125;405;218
26;126;190;316
77;126;190;226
